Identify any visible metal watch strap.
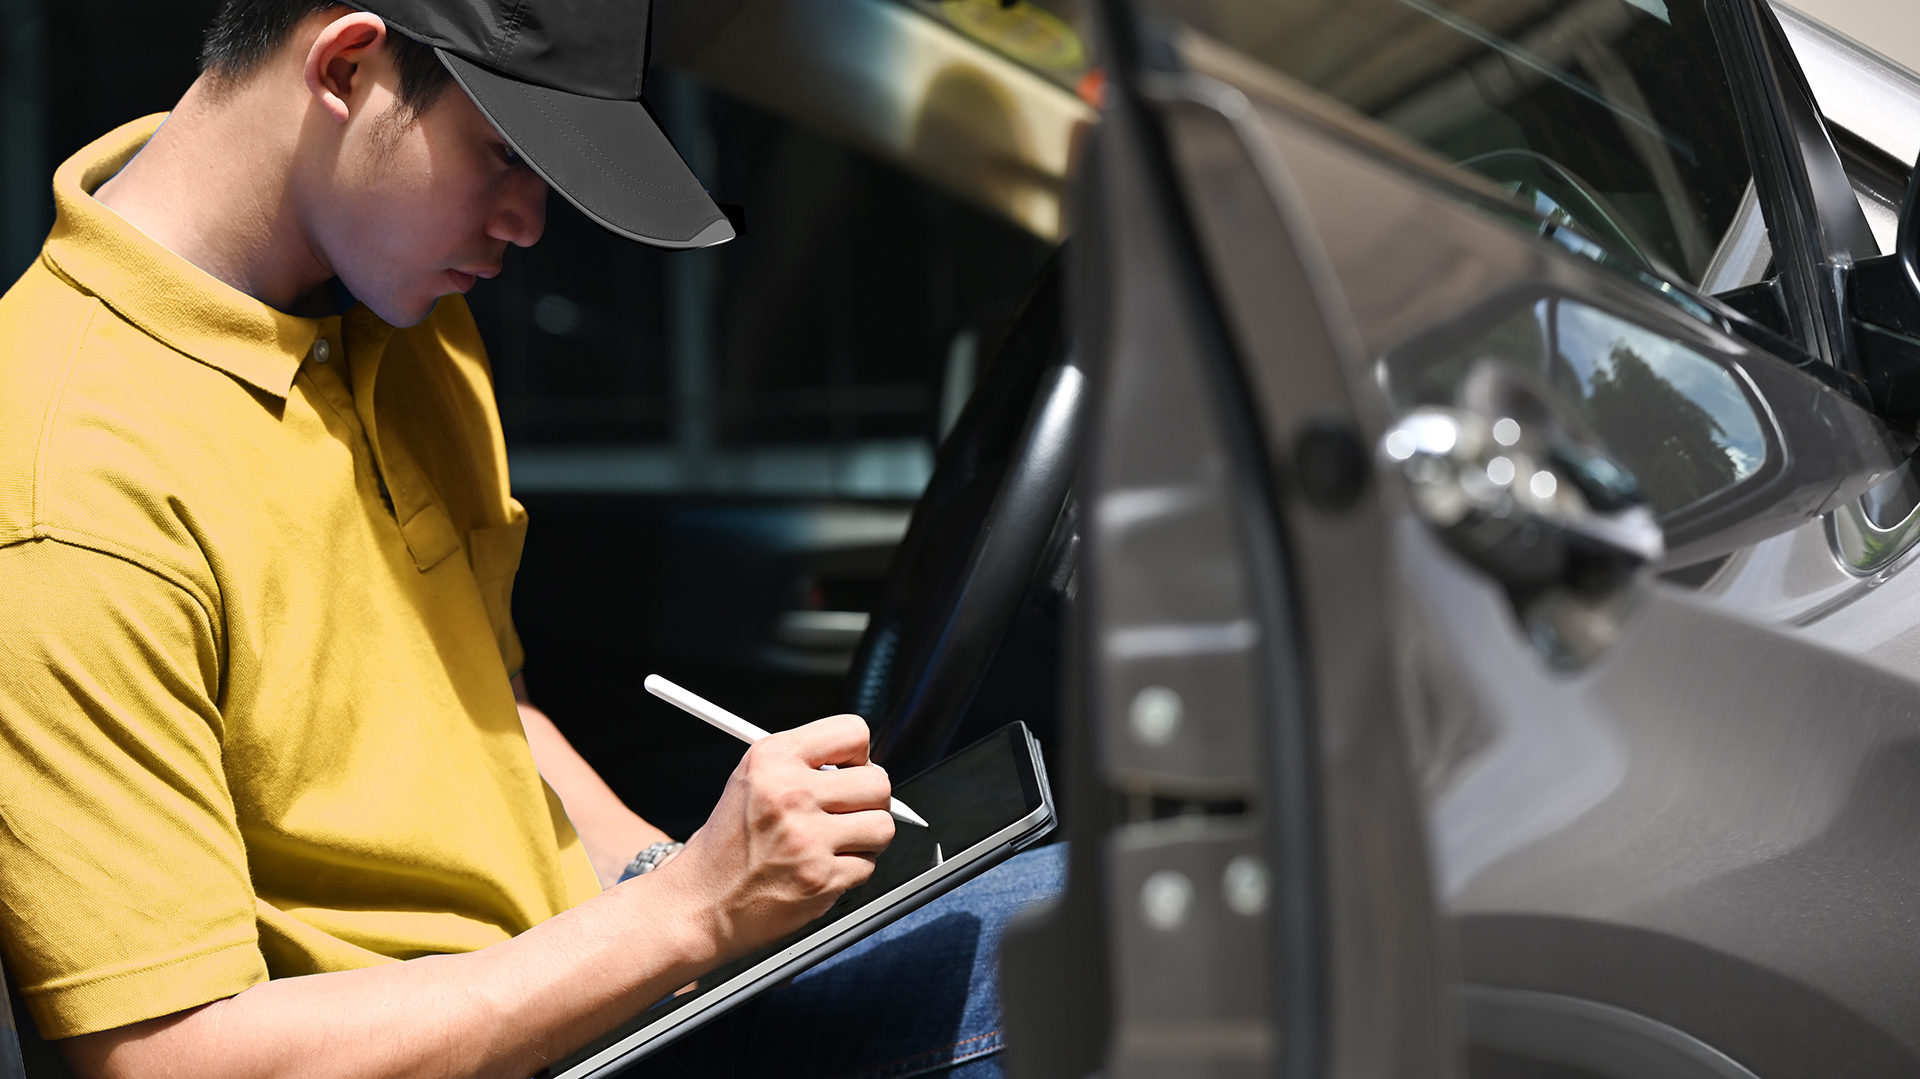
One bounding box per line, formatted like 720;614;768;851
619;841;684;883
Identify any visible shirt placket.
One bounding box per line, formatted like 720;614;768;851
344;310;463;572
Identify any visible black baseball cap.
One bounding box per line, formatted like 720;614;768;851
360;0;734;249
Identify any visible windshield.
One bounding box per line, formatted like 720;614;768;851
1157;0;1757;289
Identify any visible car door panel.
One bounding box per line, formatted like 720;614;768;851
1445;580;1920;1075
1080;86;1298;1079
1167;40;1540;367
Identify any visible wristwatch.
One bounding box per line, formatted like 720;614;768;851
620;841;684;883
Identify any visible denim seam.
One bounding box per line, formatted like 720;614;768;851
829;1028;1004;1079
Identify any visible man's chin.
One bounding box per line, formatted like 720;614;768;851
360;292;443;329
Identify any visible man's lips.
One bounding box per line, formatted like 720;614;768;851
446;266;498;293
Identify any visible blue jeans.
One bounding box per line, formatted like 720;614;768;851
626;843;1065;1079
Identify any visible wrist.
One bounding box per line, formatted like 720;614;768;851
618;858;728;977
619;841;684;883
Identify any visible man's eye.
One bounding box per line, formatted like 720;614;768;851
502;145;524;166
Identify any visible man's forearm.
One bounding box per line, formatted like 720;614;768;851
513;675;671;886
61;868;719;1079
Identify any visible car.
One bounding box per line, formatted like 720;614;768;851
7;0;1920;1076
990;0;1920;1077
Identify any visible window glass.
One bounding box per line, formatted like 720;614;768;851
1158;0;1756;289
1386;296;1768;516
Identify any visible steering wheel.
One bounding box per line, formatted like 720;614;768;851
848;251;1085;776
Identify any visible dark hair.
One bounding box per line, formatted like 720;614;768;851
199;0;455;117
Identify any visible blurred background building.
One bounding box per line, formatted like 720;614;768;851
1789;0;1920;73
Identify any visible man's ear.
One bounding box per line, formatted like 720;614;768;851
305;11;389;124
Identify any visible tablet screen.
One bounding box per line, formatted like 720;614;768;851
554;723;1051;1078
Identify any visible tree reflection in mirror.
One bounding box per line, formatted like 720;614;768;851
1550;301;1764;514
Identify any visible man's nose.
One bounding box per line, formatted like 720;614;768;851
490;172;548;248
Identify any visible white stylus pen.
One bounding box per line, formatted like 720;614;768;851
645;674;930;827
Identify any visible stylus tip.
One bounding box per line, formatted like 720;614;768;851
891;798;929;827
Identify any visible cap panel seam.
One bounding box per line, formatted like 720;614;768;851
493;0;529;67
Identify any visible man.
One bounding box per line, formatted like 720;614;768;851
0;1;1060;1076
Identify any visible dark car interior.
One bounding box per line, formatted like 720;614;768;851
470;74;1071;838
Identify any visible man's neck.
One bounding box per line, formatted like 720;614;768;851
94;76;339;318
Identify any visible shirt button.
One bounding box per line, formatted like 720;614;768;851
311;339;331;365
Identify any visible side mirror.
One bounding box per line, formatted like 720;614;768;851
1380;369;1664;668
1849;153;1920;425
1382;286;1905;579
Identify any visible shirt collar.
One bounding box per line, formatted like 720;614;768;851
39;114;327;401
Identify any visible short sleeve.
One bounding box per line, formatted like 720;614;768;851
0;538;265;1038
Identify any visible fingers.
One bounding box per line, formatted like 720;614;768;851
743;717;893;816
812;762;893;816
826;851;880;891
671;717;901;957
823;807;895;856
771;713;873;768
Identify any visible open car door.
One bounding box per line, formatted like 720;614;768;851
1000;1;1452;1076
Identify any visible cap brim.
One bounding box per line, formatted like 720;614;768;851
439;51;735;249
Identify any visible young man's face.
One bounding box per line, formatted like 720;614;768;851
306;52;548;328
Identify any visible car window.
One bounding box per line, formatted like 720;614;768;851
467;69;1057;501
1384;294;1771;518
1155;0;1761;292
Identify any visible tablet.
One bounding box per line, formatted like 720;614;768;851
550;722;1057;1079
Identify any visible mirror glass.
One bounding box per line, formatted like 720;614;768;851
1549;301;1766;513
1385;295;1770;517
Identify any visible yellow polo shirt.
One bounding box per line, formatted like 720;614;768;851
0;115;600;1039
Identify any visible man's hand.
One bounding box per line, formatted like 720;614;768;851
653;713;897;958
